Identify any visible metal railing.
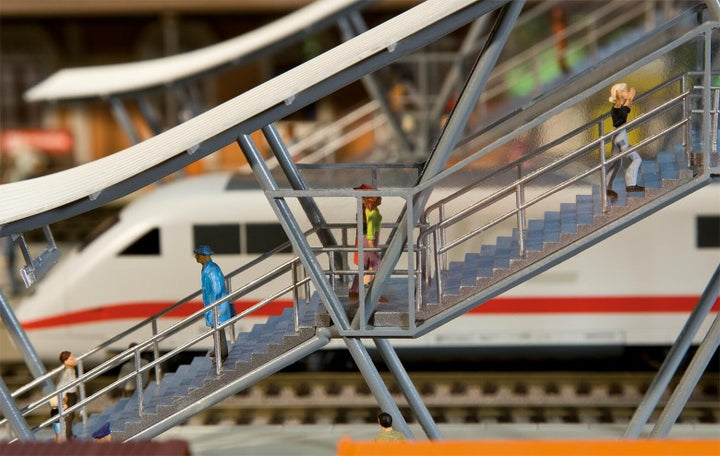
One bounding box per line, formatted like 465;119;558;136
1;226;324;439
417;75;717;309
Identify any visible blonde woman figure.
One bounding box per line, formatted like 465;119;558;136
606;83;644;202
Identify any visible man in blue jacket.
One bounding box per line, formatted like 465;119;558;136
194;245;235;363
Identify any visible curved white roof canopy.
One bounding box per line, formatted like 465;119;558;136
1;0;488;227
24;0;364;102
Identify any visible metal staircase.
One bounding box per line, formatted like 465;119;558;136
1;0;717;445
370;148;697;329
78;305;330;441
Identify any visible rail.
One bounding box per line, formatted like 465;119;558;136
1;226;324;437
417;72;717;308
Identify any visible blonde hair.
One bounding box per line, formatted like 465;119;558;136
609;83;627;103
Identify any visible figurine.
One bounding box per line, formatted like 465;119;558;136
606;82;644;202
374;412;406;442
194;245;235;362
92;421;112;442
56;351;77;441
349;184;382;298
116;342;150;398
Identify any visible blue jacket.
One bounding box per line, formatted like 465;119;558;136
200;260;236;327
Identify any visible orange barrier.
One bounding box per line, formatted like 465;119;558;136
337;437;720;456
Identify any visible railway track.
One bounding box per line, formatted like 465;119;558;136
2;363;717;427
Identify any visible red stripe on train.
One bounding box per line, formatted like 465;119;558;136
20;295;719;330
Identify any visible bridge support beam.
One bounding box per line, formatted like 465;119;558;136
262;124;343;273
0;289;54;395
625;265;720;437
237;134;352;331
652;310;720;437
344;337;413;439
354;0;525;328
375;338;441;439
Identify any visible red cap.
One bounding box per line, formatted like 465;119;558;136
354;183;375;190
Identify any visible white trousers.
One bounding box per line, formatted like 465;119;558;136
607;128;642;187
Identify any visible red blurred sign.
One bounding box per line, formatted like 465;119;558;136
0;129;74;155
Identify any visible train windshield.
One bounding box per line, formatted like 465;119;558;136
79;214;119;252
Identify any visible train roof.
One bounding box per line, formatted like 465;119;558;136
120;173;262;219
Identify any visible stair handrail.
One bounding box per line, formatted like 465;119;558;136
435;93;690;248
4;253;316;435
424;89;690;240
417;86;695;306
423;74;691;226
6;225;319;403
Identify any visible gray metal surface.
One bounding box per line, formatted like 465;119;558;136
1;3;717;445
71;304;330;441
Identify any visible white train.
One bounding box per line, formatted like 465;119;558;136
12;172;719;363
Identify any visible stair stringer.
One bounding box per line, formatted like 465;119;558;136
119;327;331;441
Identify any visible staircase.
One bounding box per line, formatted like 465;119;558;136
2;3;716;445
352;148;698;328
73;303;330;441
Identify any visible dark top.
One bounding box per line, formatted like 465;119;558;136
611;105;631;128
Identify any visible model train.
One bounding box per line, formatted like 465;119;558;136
12;172;719;363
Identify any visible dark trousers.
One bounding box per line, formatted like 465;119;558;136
64;392;77;440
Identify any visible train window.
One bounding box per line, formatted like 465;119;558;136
120;228;160;255
696;215;720;248
246;223;292;254
194;224;241;254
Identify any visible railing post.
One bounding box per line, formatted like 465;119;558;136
292;260;300;332
341;228;349;286
134;346;144;417
438;206;447;272
711;87;719;158
406;194;416;328
328;249;336;289
213;305;222;376
598;119;609;211
151;320;162;382
433;230;443;307
304;265;311;311
515;164;526;257
226;277;236;343
57;390;65;441
76;358;87;425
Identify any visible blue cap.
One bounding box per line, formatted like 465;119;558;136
193;245;214;256
92;421;111;439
